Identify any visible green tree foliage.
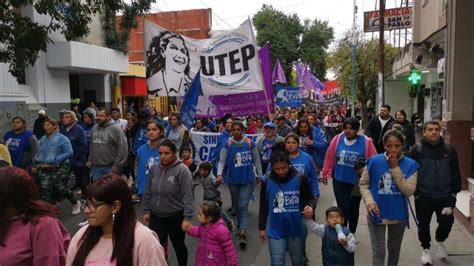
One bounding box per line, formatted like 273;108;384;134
253;4;334;80
253;4;303;77
300;19;334;81
328;30;398;126
0;0;150;82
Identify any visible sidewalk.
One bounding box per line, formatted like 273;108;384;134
252;180;474;265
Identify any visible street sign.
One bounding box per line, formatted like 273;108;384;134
364;7;412;32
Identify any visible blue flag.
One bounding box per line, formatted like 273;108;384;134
179;72;201;130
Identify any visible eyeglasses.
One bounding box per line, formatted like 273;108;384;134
84;201;108;212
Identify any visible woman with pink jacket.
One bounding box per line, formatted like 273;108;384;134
184;201;237;266
323;118;377;233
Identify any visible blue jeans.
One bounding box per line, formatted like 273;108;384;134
268;237;304;266
91;166;113;182
228;183;253;230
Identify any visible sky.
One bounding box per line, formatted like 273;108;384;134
150;0;405;42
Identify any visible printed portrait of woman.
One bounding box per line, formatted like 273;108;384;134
146;31;192;97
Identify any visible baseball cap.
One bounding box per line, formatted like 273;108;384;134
264;122;276;129
38;110;46;116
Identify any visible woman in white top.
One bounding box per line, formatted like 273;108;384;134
66;174;166;266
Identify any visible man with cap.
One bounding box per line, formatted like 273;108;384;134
33;110;47;139
275;114;292;138
256;122;285;174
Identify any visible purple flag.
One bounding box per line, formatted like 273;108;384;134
272;59;287;84
196;43;274;118
295;63;304;85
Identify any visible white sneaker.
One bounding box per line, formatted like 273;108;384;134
77;220;89;227
71;202;82;215
435;241;448;260
421;249;433;265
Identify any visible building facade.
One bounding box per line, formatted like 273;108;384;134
0;5;128;137
389;0;474;233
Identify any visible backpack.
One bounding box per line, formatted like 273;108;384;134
220;209;235;232
227;137;252;150
414;142;452;158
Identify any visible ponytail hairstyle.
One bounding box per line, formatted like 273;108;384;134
270;142;291;165
382;128;406;146
200;201;221;224
72;174;136;266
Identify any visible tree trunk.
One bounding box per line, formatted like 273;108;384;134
361;101;368;130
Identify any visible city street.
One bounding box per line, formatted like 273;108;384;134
59;179;474;266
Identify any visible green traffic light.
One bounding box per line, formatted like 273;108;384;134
408;71;421;85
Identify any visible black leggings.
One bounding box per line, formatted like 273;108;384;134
149;212;188;266
333;179;361;233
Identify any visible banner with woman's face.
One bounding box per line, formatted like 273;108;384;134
144;19;265;97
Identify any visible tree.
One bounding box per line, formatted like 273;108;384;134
328;30;398;127
300;19;334;81
0;0;150;83
253;4;303;77
253;5;334;81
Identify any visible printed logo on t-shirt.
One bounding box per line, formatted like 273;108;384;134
272;190;300;213
167;176;176;184
145;156;160;175
336;150;359;167
233;151;252;167
377;171;401;195
261;142;273;163
292;163;306;176
5;137;20;150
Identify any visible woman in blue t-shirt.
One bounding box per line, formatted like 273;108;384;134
322;118;377;233
359;128;419;266
258;142;316;265
136;121;164;200
216;120;262;249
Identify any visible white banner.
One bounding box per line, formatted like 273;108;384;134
144;19;264;97
190;131;263;163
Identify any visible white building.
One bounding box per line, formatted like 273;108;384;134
0;5;127;136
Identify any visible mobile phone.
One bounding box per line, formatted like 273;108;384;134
370;212;382;224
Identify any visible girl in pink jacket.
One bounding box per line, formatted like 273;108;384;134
185;201;237;266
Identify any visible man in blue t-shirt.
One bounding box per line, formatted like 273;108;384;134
4;117;38;169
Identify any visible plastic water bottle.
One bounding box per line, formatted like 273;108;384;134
335;224;346;241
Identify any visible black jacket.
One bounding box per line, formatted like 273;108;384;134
258;167;316;230
365;115;395;153
407;138;462;203
395;120;416;153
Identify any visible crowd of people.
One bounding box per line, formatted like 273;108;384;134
0;103;462;266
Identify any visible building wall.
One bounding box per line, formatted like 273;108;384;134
413;0;447;43
118;9;212;64
81;13;104;46
384;80;411;117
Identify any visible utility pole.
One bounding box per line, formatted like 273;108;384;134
351;0;357;117
378;0;385;108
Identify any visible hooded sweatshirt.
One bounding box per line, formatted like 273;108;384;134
89;120;128;168
143;159;194;219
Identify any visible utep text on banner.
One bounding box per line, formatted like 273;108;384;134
190;131;263;163
275;85;302;108
195;43;274;118
144;19;264;97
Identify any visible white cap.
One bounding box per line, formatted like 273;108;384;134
38;110;46;116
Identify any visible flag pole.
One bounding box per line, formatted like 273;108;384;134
258;42;272;117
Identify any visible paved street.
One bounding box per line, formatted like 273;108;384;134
59;180;474;265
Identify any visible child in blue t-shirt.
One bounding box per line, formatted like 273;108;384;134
304;206;357;266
